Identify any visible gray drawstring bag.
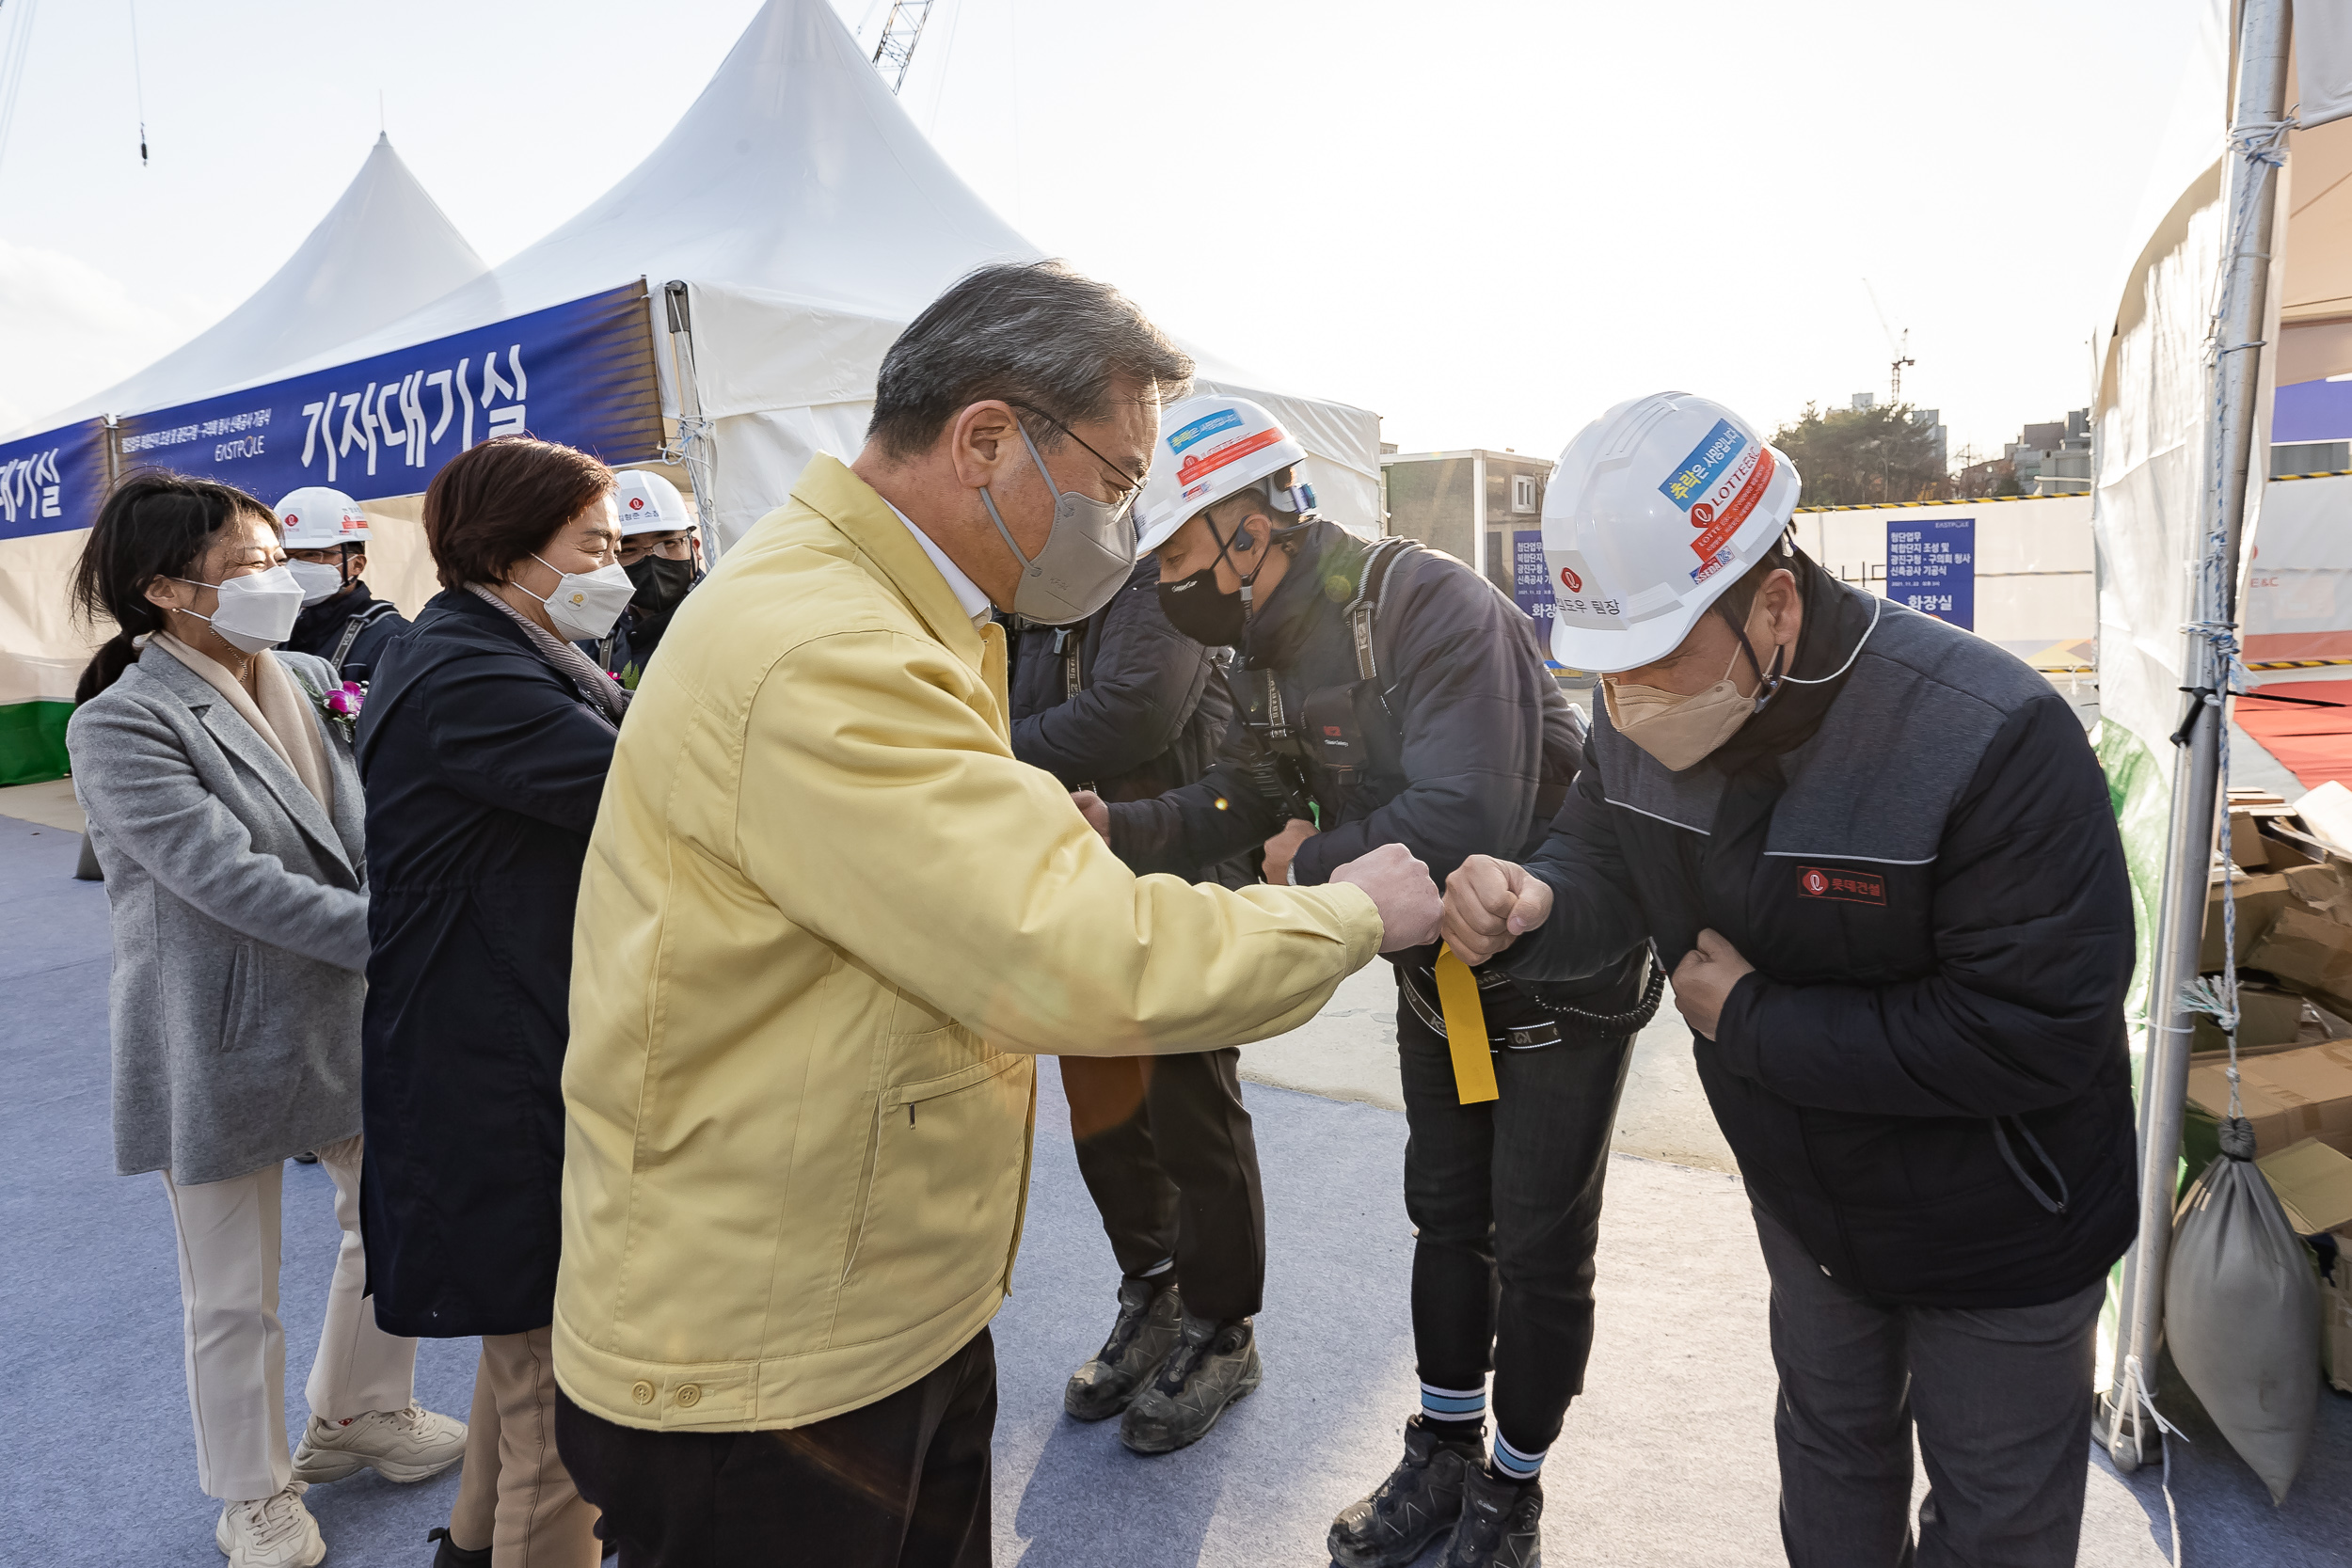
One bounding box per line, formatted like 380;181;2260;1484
2164;1116;2320;1503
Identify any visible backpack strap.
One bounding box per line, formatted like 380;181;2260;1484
328;599;402;679
1341;535;1422;693
1051;625;1096;796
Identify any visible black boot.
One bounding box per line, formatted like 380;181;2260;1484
1118;1310;1262;1455
1327;1416;1486;1568
1436;1465;1543;1567
1063;1275;1183;1421
427;1527;491;1567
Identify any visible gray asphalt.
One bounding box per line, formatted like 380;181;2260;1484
2;806;2345;1565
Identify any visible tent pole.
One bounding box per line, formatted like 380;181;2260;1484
663;280;724;562
2098;0;2291;1469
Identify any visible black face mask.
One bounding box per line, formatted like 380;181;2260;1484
1155;516;1262;647
626;555;696;619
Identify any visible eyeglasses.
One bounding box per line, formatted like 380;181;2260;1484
1010;404;1147;504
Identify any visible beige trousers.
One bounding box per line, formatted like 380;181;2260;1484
445;1327;601;1565
160;1134;418;1501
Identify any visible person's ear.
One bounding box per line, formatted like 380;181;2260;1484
345;550;367;580
142;575;187;613
947;401;1022;491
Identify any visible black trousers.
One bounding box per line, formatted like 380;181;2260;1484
554;1327;996;1568
1058;1047;1266;1321
1396;974;1633;1459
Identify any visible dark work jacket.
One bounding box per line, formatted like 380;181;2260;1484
1109;519;1643;1003
352;589;619;1337
285;579;407;683
1008;559;1231;804
1501;562;2138;1307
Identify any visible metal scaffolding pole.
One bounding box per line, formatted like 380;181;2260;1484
2098;0;2292;1469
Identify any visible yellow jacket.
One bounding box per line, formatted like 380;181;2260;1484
555;455;1382;1432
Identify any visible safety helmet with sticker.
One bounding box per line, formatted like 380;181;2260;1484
1134;394;1314;555
613;468;691;537
1541;391;1801;673
274;486;370;549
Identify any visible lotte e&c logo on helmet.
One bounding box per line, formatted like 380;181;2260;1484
284;514;298;526
1690;501;1716;529
1559;566;1582;593
629;497;645;510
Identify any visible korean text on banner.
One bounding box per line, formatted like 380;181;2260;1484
1887;515;1976;630
111;282;665;504
0;419;111;542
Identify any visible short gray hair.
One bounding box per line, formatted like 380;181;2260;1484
866;261;1194;459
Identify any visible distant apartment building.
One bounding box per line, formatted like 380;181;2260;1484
2008;408;2092;496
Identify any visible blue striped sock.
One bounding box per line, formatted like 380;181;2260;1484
1420;1380;1486;1426
1491;1432;1546;1481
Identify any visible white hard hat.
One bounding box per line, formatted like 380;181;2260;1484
1134;394;1312;555
613;468;691;537
1542;392;1802;673
274;486;369;548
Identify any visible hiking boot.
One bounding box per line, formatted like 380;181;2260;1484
215;1481;325;1568
1117;1310;1262;1454
291;1402;467;1484
1064;1275;1184;1421
1435;1465;1543;1567
1327;1416;1486;1568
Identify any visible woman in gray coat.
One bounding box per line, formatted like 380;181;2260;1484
68;471;465;1568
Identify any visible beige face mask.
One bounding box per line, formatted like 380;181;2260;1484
1602;602;1782;773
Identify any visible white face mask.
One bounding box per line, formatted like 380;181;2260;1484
172;565;306;654
286;560;346;607
516;552;635;641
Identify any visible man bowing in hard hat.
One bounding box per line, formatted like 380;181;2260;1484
1439;392;2137;1568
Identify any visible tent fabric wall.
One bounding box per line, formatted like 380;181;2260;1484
2244;471;2352;660
2296;4;2352;130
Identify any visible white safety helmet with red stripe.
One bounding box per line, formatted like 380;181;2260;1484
1542;391;1802;672
274;486;370;548
1134;394;1315;554
612;468;691;537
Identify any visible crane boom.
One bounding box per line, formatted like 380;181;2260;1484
871;0;938;96
1861;277;1915;404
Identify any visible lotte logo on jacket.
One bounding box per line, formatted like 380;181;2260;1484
1796;865;1886;905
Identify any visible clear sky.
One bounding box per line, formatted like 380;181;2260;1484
0;0;2204;464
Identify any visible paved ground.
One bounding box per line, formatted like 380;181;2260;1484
4;803;2347;1565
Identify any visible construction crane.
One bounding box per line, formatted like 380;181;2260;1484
870;0;938;96
1862;277;1915;405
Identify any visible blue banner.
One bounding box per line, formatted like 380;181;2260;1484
1509;529;1565;666
112;281;663;508
1886;515;1975;630
0;417;112;541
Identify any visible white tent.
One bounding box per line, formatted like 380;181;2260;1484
0;134;488;786
230;0;1384;545
20;134;489;434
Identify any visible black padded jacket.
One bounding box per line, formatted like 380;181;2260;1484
1498;557;2138;1307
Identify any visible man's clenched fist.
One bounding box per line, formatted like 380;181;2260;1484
1331;843;1443;953
1440;855;1555;965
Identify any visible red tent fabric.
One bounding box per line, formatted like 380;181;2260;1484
2236;680;2352;788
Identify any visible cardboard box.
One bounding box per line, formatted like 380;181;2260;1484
2185;1038;2352;1160
2190;984;2307;1053
2244;905;2352;1013
2256;1137;2352;1234
2327;1249;2352;1395
2203;872;2291;973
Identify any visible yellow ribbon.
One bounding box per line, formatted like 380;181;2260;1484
1433;945;1499;1104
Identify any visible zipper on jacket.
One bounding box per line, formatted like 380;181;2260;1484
1991;1116;2071;1214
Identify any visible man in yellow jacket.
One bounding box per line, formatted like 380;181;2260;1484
552;261;1441;1567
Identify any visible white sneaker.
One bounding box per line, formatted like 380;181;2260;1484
291;1402;467;1484
215;1482;326;1568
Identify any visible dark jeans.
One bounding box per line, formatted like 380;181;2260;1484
1396;974;1633;1458
1754;1204;2105;1568
1059;1047;1266;1321
554;1327;996;1568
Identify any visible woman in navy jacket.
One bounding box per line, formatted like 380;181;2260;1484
355;436;629;1568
